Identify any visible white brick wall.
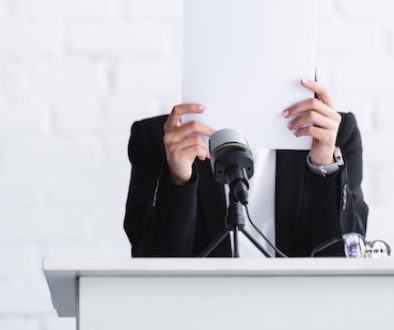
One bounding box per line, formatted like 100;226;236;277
0;1;393;329
12;0;123;20
127;0;183;18
67;21;172;55
0;0;7;17
0;21;62;56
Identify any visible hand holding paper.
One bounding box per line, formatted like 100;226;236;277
284;79;342;165
163;104;214;185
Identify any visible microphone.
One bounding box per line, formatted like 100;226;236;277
209;129;254;205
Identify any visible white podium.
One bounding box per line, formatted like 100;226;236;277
44;258;394;330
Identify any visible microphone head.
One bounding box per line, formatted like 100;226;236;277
208;129;254;204
209;129;249;154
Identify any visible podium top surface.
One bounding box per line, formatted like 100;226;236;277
43;258;394;317
43;257;394;277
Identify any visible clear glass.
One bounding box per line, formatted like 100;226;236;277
343;233;366;258
342;233;391;258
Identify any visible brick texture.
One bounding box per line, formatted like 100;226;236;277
0;1;393;329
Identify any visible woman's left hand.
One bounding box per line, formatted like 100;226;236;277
283;78;342;165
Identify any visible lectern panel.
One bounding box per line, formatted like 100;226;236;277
78;275;393;330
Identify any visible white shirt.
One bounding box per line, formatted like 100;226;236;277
228;149;276;257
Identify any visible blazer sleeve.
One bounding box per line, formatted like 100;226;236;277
306;112;369;254
123;119;200;257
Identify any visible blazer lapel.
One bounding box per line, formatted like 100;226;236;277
275;150;308;255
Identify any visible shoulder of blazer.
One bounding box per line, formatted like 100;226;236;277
128;115;169;176
336;112;362;152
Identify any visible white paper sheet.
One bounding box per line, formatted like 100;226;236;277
182;0;317;150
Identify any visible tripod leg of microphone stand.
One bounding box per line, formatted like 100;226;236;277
199;228;231;257
233;226;239;258
241;229;273;258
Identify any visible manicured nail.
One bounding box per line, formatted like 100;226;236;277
301;78;309;84
282;110;289;118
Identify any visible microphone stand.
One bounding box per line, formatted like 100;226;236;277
199;189;272;258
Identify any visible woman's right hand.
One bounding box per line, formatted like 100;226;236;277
163;104;215;185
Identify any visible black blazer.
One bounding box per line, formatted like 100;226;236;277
124;112;368;257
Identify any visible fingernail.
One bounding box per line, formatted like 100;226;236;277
301;78;309;84
288;123;293;129
198;105;205;111
282;110;289;118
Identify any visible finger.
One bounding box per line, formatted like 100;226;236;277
175;144;209;162
165;104;205;131
288;111;337;131
294;126;327;141
164;121;215;145
284;98;333;119
301;78;335;108
168;136;210;158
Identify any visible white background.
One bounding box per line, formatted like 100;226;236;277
0;0;393;329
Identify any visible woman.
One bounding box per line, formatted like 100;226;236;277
123;78;368;257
